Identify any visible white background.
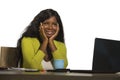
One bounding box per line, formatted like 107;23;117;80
0;0;120;70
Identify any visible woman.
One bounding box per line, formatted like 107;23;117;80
17;9;68;70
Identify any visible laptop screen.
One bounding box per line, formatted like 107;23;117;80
92;38;120;72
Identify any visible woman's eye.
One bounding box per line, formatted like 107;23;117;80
43;22;48;25
43;22;49;26
42;22;58;27
53;23;58;26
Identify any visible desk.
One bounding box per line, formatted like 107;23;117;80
0;70;120;80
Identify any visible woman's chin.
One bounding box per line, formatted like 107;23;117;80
46;34;53;38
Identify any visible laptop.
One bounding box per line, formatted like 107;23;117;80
92;38;120;73
48;38;120;73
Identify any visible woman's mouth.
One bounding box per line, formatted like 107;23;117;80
45;30;55;37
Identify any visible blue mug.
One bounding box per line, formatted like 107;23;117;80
54;59;64;69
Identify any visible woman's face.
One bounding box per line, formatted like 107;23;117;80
42;16;59;38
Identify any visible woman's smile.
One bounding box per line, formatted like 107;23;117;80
45;30;56;37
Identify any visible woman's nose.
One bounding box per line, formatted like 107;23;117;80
48;24;53;29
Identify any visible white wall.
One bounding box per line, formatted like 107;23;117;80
0;0;120;70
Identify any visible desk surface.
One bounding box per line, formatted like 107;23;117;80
0;70;120;80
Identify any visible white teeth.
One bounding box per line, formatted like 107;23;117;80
47;32;52;34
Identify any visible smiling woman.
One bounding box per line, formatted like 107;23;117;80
17;9;68;70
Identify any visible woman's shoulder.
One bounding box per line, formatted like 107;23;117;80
22;37;38;42
54;40;65;46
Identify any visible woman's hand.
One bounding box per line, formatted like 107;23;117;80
48;26;59;52
39;23;48;41
49;26;59;41
39;23;48;59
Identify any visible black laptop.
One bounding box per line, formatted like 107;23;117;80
92;38;120;73
48;38;120;73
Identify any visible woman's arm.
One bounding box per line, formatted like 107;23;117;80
21;37;45;70
52;41;68;68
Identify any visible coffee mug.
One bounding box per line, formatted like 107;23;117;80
54;59;64;69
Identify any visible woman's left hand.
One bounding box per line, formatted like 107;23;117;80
49;26;59;41
48;26;59;52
